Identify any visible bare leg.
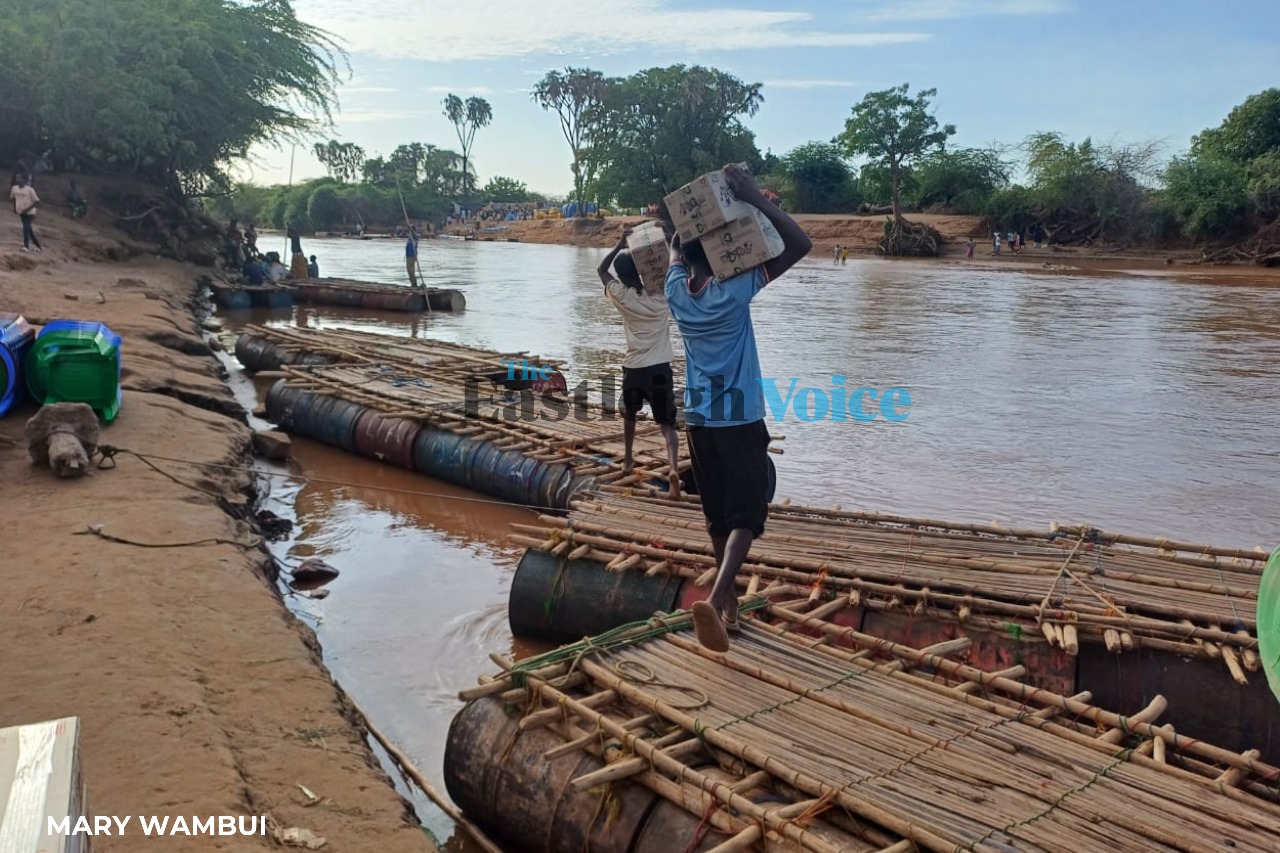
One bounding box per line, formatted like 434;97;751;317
709;529;752;624
622;415;635;474
661;423;681;500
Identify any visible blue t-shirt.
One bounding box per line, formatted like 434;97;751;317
664;264;769;427
406;238;417;258
244;262;265;286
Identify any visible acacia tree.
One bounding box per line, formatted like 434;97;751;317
442;94;493;205
532;67;607;215
837;84;954;222
313;140;365;183
594;65;764;208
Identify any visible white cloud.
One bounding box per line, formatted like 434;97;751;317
303;0;929;62
336;108;438;124
343;85;401;94
852;0;1070;23
763;79;867;89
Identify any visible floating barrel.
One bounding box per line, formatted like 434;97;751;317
265;380;348;446
211;285;252;310
509;548;684;643
411;428;478;491
445;698;702;853
236;334;336;372
246;288;293;309
354;410;421;470
297;394;367;453
426;289;466;312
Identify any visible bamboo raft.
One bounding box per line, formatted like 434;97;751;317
236;323;568;382
448;597;1280;853
510;493;1267;681
292;277;466;312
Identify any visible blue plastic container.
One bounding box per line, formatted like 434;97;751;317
0;313;36;417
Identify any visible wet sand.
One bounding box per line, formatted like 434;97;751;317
0;200;436;851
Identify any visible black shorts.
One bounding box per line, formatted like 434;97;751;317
621;363;676;425
687;420;772;538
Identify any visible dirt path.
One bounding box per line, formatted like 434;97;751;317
0;192;436;851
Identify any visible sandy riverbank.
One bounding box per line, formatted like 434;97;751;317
459;213;1280;281
0;180;436;852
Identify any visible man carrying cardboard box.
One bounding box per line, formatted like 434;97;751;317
597;230;682;499
664;165;812;651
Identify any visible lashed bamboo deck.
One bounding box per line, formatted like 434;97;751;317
512;493;1265;681
243;325;706;489
455;598;1280;852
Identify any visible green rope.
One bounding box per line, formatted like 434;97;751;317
712;664;874;733
508;598;770;687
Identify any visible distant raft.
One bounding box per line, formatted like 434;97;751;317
294;277;466;312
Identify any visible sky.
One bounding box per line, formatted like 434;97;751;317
235;0;1280;195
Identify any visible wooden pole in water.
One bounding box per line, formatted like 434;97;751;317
283;145;296;262
349;697;503;853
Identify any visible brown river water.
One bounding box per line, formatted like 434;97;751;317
219;236;1280;848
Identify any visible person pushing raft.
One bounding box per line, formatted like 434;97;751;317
663;164;812;651
597;229;682;500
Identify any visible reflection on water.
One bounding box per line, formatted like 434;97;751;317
227;238;1280;848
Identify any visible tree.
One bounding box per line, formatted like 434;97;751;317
837;84;954;222
781;143;860;213
908;148;1008;214
0;0;344;192
532;68;607;215
1162;155;1249;241
1020;132;1160;245
307;185;346;230
480;176;532;203
1193;89;1280;165
593;65;764;208
313;140;365;183
442;94;493;204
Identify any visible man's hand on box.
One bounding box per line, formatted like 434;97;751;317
722;164;760;201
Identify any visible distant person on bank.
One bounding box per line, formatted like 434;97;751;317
405;228;420;287
664;164;812;651
67;181;87;219
10;174;41;252
245;222;259;257
597;230;682;500
287;226;308;278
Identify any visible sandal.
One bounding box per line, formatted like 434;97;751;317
692;601;730;652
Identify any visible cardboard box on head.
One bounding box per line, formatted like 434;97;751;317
700;207;784;282
663;168;754;242
625;220;670;295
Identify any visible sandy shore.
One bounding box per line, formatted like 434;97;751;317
460;213;1280;281
0;187;436;852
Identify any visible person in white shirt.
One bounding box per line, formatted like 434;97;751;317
9;174;41;252
598;230;681;499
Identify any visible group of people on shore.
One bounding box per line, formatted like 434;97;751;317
596;164;812;651
229;220;318;285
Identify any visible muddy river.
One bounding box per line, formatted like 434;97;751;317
219;236;1280;848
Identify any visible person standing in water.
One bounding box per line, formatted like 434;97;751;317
307;255;319;278
966;237;976;260
664;164;812;651
597;230;682;499
10;174;41;252
287;225;308;278
405;227;420;288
